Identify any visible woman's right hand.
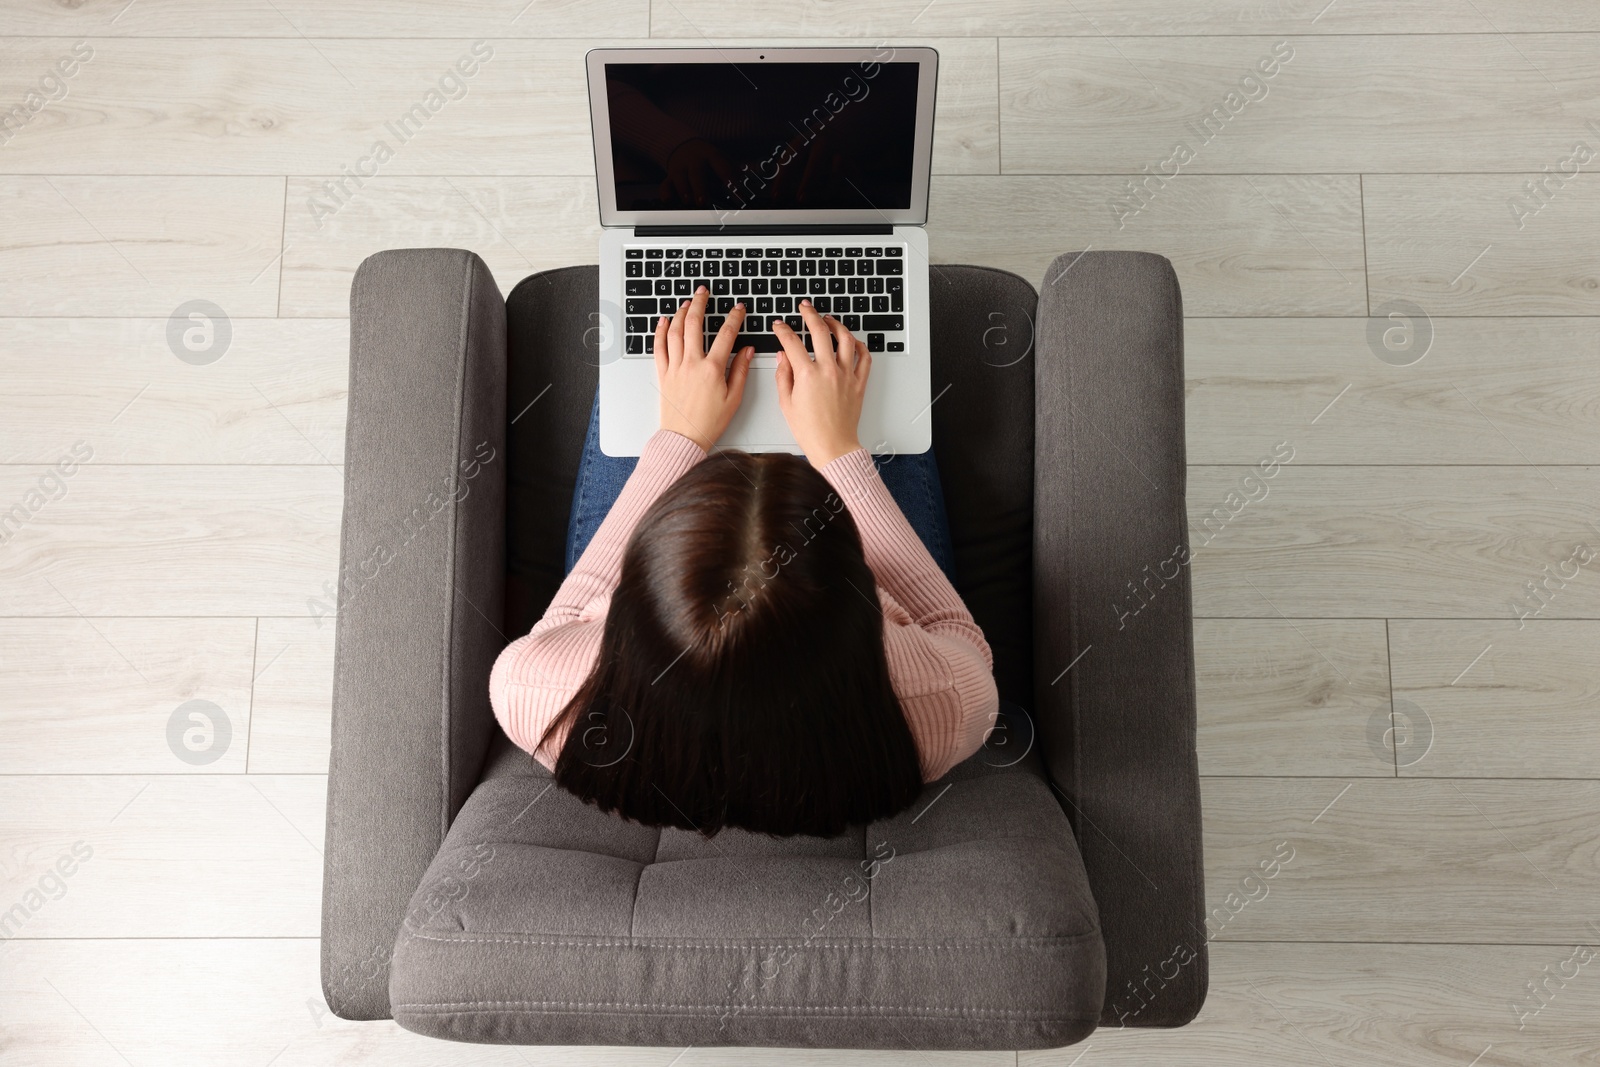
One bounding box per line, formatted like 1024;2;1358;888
772;300;869;468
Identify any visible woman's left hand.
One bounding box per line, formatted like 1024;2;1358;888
655;285;755;450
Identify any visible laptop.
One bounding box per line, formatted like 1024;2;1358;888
586;46;939;456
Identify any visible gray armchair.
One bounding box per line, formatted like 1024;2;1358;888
320;248;1205;1050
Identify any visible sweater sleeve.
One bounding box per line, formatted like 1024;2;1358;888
818;448;1001;781
489;429;708;769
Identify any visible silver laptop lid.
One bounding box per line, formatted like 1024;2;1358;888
585;46;938;229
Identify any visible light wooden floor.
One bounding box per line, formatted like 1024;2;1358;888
2;2;1597;1064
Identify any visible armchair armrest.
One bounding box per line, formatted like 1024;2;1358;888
1032;251;1207;1027
321;248;507;1019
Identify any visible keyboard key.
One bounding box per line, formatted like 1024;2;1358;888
626;317;648;332
626;248;643;259
760;259;778;276
837;260;854;276
732;279;750;295
828;278;846;294
626;335;644;354
713;278;730;295
776;296;794;313
707;315;724;332
625;261;642;277
867;276;883;293
770;278;788;295
845;246;863;257
626;298;655;314
856;259;873;275
876;259;903;275
871;295;888;312
784;315;802;331
645;248;663;258
853;295;870;312
705;248;723;258
798;259;816;275
740;260;759;277
685;259;702;274
847;277;865;294
653;279;670;295
693;279;709;294
886;340;904;352
844;314;861;331
744;247;763;257
867;332;884;352
685;248;703;258
626;279;651;295
704;260;720;277
784;247;802;257
765;247;783;257
645;261;662;277
664;261;682;277
887;277;903;311
805;247;823;256
659;298;677;314
808;278;827;295
812;296;831;313
756;296;774;314
751;278;769;295
665;248;683;259
866;246;883;256
818;259;835;276
863;314;903;330
780;259;797;276
825;247;843;257
674;279;692;295
725;248;742;258
747;332;784;353
885;247;902;257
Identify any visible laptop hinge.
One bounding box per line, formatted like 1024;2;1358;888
633;223;896;237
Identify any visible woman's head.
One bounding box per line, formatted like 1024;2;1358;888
539;450;924;838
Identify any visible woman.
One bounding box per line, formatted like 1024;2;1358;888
490;287;998;838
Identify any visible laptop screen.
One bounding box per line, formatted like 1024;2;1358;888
602;61;922;215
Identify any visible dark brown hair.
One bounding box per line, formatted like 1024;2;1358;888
537;450;924;837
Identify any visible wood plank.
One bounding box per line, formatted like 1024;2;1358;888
1188;466;1600;618
931;174;1366;315
0;36;997;176
0;178;284;317
0;618;256;775
279;175;600;316
0;0;650;36
651;0;1600;36
1389;619;1600;778
248;617;335;774
1022;942;1600;1066
0;465;341;617
1366;173;1600;316
999;35;1600;173
1185;317;1600;465
1195;619;1393;777
0;938;1016;1065
0;318;347;464
1199;778;1600;942
0;776;323;937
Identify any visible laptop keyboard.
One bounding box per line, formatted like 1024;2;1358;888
621;243;907;356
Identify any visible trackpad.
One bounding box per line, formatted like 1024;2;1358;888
720;369;798;452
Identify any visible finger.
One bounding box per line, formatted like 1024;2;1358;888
854;345;873;388
774;347;795;407
797;300;833;363
725;344;755;402
684;286;708;358
824;314;859;370
771;318;812;371
668;298;690;363
653;312;670;377
708;299;746;361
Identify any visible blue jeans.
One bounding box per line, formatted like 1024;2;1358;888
564;392;957;584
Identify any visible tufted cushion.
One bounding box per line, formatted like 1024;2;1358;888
389;713;1104;1050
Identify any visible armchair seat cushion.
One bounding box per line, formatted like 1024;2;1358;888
388;727;1105;1050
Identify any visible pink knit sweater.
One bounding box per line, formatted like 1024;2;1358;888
488;429;1000;782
